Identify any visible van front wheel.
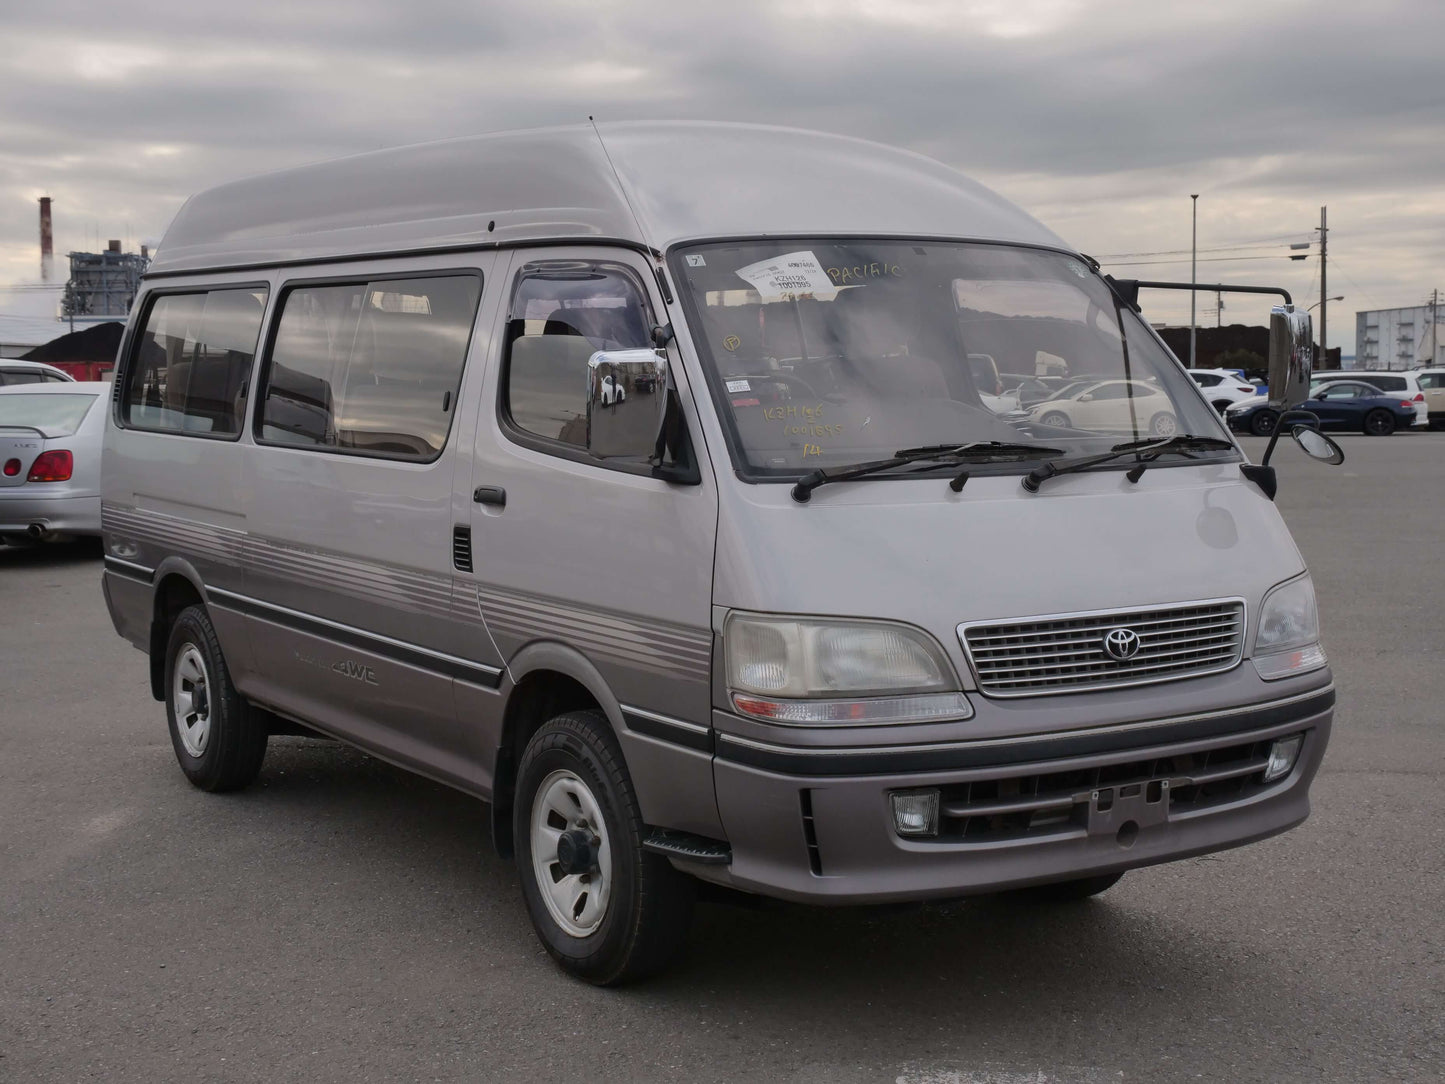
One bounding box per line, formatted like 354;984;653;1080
514;710;694;984
164;605;268;792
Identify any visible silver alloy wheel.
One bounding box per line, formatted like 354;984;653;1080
530;769;613;938
1151;412;1179;437
172;643;211;758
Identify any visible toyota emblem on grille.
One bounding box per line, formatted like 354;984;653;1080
1102;627;1142;660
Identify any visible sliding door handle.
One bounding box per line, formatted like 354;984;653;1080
473;485;506;508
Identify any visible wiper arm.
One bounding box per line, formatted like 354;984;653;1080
1022;434;1236;492
792;441;1063;503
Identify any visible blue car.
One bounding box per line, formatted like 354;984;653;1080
1226;380;1417;436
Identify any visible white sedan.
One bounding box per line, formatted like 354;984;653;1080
1027;379;1178;437
0;381;107;544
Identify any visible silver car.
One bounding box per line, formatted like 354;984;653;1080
0;381;106;543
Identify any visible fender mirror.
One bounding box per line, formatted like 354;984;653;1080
1267;305;1313;408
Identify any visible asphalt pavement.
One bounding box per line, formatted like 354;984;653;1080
1;433;1442;1083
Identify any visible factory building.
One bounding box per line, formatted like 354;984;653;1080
1355;301;1443;371
61;241;149;320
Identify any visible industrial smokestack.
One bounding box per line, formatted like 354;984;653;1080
39;197;54;282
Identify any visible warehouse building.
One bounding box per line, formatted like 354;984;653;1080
1356;301;1443;370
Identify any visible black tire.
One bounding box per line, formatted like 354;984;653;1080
1363;409;1395;436
1212;400;1232;414
514;710;694;984
164;604;268;792
1013;871;1124;903
1039;410;1070;429
1149;411;1179;437
1250;410;1278;437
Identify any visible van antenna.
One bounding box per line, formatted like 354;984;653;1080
588;116;658;258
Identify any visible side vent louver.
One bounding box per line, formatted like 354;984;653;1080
800;790;823;875
452;525;473;573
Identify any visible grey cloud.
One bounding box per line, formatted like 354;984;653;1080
1;0;1442;345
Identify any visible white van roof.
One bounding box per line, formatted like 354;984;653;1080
148;122;1073;276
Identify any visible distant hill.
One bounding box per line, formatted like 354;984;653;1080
1156;324;1341;373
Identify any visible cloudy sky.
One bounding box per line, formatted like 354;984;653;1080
2;0;1442;350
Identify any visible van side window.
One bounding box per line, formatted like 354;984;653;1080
123;288;268;436
257;275;482;461
503;264;652;448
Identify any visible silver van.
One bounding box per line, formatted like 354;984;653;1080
101;122;1338;984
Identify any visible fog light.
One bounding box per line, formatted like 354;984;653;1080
1263;735;1303;782
890;789;940;837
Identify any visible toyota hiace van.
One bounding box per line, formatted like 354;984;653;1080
101;122;1338;983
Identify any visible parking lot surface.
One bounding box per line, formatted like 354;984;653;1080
2;433;1442;1083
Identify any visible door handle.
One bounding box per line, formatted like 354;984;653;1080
473;485;506;508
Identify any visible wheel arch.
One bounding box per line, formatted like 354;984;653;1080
147;559;209;701
490;641;629;860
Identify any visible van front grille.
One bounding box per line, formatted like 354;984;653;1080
961;600;1245;697
906;733;1295;845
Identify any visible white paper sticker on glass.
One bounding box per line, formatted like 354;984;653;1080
734;251;838;303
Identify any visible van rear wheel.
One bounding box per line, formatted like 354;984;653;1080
164;605;268;792
514;710;694;984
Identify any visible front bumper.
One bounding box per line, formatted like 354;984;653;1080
705;686;1333;904
0;491;101;536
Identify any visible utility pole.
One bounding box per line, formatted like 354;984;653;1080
1318;206;1328;369
1217;289;1223;328
1430;288;1439;366
1190;194;1199;368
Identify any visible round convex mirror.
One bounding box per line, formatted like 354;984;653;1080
1291;425;1345;464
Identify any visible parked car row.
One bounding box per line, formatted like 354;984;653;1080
1226;371;1428;436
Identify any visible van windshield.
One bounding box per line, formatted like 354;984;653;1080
672;240;1230;478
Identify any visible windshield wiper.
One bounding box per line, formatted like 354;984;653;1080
1021;434;1236;492
792;441;1063;503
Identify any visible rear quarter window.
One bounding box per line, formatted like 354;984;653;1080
123;287;269;437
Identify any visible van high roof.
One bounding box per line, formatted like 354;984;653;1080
148;121;1072;276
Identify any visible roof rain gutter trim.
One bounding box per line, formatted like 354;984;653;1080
141;235;660;281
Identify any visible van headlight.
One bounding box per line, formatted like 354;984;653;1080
724;613;972;724
1252;575;1327;680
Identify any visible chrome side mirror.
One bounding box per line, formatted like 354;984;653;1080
586;348;669;461
1267;305;1313;407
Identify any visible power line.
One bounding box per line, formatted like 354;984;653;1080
1104;254;1308;268
1095;233;1314;260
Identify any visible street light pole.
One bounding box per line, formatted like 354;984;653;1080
1318;206;1328;369
1190;195;1199;368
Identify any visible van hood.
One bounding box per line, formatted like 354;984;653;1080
713;462;1304;689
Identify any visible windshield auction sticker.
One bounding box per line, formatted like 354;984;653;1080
734;251;838;303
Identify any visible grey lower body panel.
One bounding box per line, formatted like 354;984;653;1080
102;565;151;651
704;692;1333;904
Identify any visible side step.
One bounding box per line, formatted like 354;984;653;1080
643;829;732;865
